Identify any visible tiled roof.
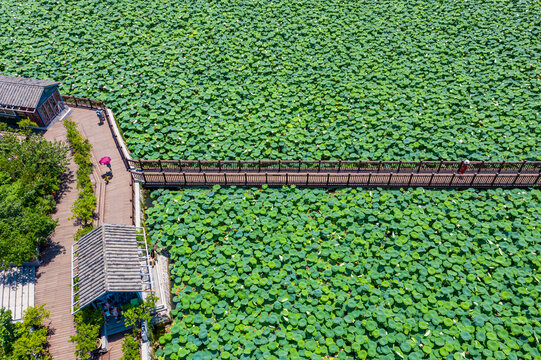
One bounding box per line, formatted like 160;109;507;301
0;75;61;109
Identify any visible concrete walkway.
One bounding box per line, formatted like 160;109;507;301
37;108;133;359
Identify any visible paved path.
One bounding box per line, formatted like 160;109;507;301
37;108;133;360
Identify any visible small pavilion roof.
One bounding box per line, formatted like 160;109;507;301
0;75;61;109
72;224;152;311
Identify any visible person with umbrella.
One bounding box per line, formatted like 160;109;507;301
100;157;112;184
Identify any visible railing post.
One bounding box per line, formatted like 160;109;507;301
491;173;498;187
139;159;143;170
326;173;330;187
450;173;456;186
479;160;485;173
347;173;351;186
224;173;227;185
204;173;207;184
338;160;342;173
408;173;413;187
285;173;288;185
318;160;321;172
162;172;167;184
306;173;310;186
218;160;221;172
387;173;393;186
518;160;526;173
499;160;506;172
437;160;443;173
368;173;372;186
238;160;242;173
142;172;147;183
74;97;78;107
397;161;402;173
428;173;434;186
512;173;520;186
265;172;268;184
278;160;281;172
159;159;163;172
469;173;477;186
245;173;248;186
377;161;382;173
198;160;202;172
298;160;302;173
178;160;182;171
258;160;261;173
183;173;187;186
357;161;362;172
417;160;422;173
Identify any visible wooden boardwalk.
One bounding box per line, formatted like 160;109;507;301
37;108;133;360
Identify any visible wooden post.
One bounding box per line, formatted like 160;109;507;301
265;173;268;184
224;173;228;185
198;160;202;172
183;173;187;186
139;159;143;170
417;160;422;173
245;173;248;186
162;172;167;184
326;173;330;187
285;173;288;185
204;173;207;184
387;173;393;186
450;173;456;186
428;173;434;186
469;173;477;186
408;173;413;187
74;97;78;107
238;160;242;173
178;160;182;171
368;173;372;186
298;160;302;173
258;160;261;173
377;161;382;173
159;159;163;172
347;173;351;186
338;160;342;173
318;160;321;172
278;160;281;172
397;160;402;173
306;173;309;186
478;160;484;173
142;172;147;183
357;161;362;172
218;160;221;172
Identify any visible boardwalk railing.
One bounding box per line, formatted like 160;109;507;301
128;159;541;174
132;171;541;188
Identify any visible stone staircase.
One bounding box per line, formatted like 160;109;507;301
0;266;36;321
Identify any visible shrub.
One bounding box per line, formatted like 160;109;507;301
120;334;141;360
70;307;104;360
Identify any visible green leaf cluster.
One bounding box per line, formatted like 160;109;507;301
147;186;541;360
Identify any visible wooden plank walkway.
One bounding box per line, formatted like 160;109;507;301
37;107;133;360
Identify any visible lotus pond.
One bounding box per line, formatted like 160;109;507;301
147;186;541;360
1;0;540;160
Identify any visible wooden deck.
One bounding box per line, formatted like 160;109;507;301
37;107;133;360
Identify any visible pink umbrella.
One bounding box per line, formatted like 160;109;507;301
99;156;112;165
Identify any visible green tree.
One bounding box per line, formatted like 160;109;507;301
0;309;16;357
120;334;141;360
12;305;51;360
122;294;158;336
70;307;104;360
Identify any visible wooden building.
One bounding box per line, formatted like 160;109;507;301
0;75;68;128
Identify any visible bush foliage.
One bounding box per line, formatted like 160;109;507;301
0;125;67;266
